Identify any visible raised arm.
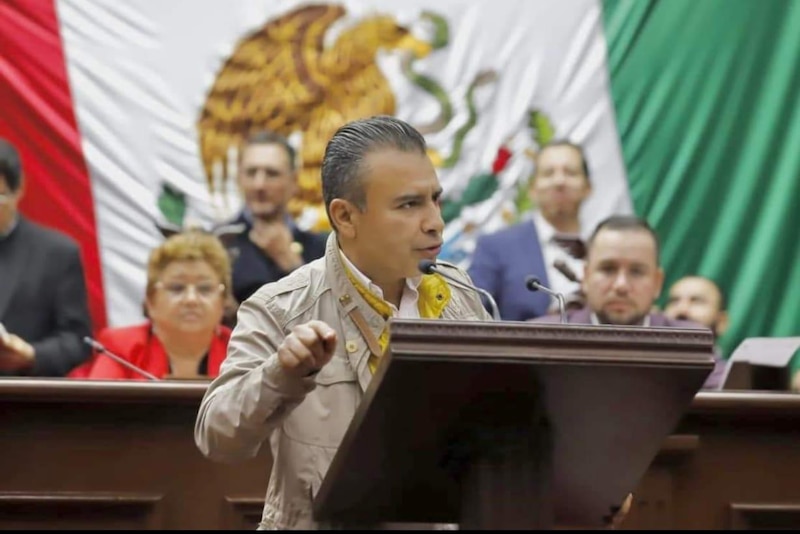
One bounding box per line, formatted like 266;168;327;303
195;295;336;463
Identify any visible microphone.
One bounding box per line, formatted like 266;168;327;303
553;259;581;283
418;260;501;321
83;337;160;381
525;276;567;324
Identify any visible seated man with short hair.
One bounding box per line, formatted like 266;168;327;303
532;215;723;389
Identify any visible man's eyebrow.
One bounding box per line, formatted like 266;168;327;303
393;193;424;203
393;187;443;204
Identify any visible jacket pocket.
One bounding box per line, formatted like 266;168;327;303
282;356;360;447
313;356;358;386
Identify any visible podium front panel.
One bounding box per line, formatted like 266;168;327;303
313;320;714;527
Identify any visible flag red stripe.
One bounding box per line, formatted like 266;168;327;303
0;0;107;330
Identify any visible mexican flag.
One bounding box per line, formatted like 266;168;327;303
2;0;799;359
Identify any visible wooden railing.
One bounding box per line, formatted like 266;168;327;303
1;380;799;529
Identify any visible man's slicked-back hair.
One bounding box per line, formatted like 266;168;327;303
0;138;22;191
587;214;661;264
321;115;427;228
240;130;297;170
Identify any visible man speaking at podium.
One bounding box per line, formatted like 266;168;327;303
195;116;492;529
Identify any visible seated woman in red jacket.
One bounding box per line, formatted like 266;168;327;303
87;231;233;380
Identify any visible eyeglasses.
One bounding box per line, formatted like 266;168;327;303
155;281;225;300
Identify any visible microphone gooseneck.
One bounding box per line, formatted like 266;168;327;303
83;336;160;381
525;276;567;324
418;260;501;321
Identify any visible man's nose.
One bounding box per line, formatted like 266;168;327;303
422;202;445;234
251;171;268;187
612;271;631;291
672;301;689;315
550;172;568;186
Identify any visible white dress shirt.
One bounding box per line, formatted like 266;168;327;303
532;211;584;300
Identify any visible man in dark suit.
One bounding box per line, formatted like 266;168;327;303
0;138;91;376
468;140;591;321
221;130;327;305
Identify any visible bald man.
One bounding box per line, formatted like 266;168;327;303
664;276;729;389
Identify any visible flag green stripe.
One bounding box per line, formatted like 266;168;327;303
603;0;800;359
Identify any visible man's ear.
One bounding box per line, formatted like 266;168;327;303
653;267;665;299
15;172;25;200
581;262;590;295
715;310;729;337
579;180;592;204
328;199;359;239
285;170;299;199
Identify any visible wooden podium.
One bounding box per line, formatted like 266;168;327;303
313;319;715;529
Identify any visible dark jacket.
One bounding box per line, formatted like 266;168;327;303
0;216;91;376
222;214;328;304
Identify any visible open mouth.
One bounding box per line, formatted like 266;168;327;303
418;244;442;257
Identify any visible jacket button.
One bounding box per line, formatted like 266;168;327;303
345;340;359;353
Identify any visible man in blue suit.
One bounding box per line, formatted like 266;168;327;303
468;140;591;321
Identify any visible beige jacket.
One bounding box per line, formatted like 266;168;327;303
195;234;491;529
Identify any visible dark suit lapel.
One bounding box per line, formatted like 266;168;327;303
0;219;31;320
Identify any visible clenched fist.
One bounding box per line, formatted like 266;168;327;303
0;331;35;371
277;320;337;377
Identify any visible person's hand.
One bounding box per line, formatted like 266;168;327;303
249;219;303;272
277;320;337;377
608;493;633;529
0;331;35;371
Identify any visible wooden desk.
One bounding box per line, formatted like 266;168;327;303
0;379;268;530
1;380;799;529
624;391;800;530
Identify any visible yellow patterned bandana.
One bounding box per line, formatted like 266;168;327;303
343;265;451;373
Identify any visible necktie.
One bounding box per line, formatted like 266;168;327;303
551;233;586;260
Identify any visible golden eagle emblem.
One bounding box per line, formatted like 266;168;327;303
197;4;434;227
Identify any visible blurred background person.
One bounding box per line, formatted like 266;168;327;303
534;215;723;390
534;215;668;326
0;138;91;376
222;130;328;306
468;140;591;321
664;275;729;389
83;231;231;380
